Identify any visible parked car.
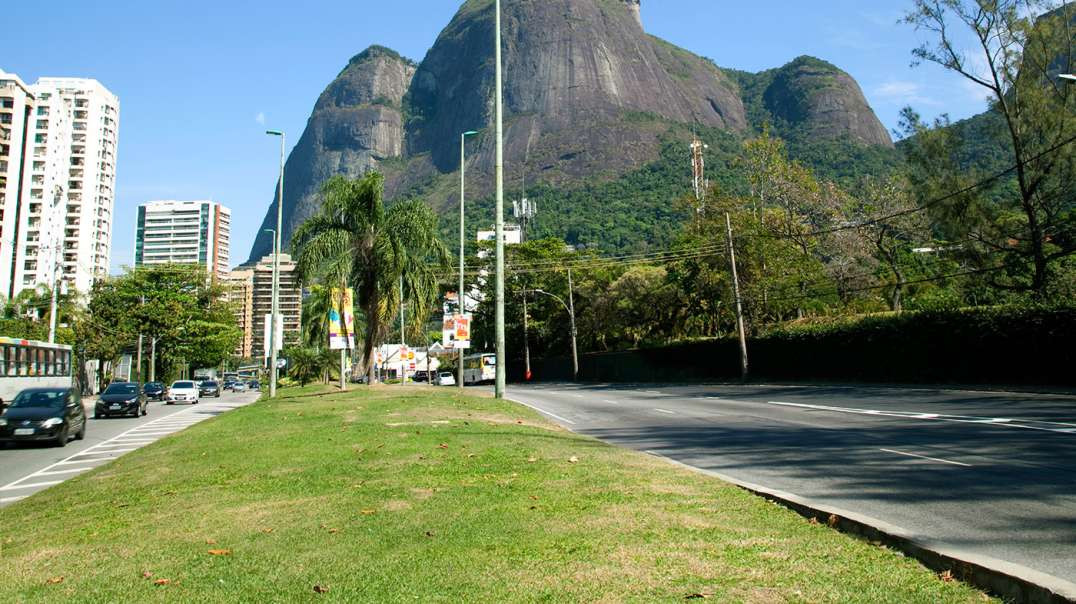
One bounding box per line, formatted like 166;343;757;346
95;382;148;418
232;381;248;392
198;380;222;398
166;381;199;405
0;387;86;447
247;381;261;391
435;372;456;386
143;382;165;401
412;372;430;383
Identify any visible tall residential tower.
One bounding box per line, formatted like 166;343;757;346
0;70;119;297
134;200;231;279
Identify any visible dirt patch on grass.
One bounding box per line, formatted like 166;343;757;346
410;488;435;500
383;500;412;512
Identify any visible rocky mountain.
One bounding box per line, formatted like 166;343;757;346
248;0;893;262
249;46;415;259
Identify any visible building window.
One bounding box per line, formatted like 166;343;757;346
36;106;48;116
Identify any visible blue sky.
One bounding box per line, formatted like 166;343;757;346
3;1;993;272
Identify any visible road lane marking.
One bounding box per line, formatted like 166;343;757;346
880;448;972;467
33;468;92;476
0;395;257;504
0;495;27;504
654;408;676;415
602;399;620;405
0;480;63;491
507;396;577;425
767;401;1076;434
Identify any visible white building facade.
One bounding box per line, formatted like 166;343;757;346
134;200;231;278
0;71;119;298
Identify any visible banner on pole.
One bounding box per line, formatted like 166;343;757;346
442;314;471;349
328;287;355;350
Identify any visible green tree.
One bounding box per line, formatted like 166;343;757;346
291;173;449;381
84;265;240;385
904;0;1076;297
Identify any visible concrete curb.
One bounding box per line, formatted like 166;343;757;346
645;451;1076;604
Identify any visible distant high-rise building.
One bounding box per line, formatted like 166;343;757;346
0;70;119;298
223;268;254;358
250;253;301;360
134;200;231;279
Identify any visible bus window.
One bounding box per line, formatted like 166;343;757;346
64;351;71;376
17;347;27;376
0;346;6;377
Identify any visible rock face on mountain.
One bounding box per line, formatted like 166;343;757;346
247;0;894;262
249;46;415;261
762;56;893;148
404;0;746;174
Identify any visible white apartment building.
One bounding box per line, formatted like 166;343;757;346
134;200;231;279
0;71;34;299
0;70;120;298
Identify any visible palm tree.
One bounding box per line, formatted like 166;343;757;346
291;173;449;382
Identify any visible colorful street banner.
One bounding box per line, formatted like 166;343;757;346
442;314;471;350
328;287;355;350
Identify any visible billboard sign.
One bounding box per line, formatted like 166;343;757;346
328;287;356;350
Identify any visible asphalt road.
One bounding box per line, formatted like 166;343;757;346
506;383;1076;584
0;389;261;507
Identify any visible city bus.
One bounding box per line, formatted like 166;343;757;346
0;337;74;407
462;353;497;385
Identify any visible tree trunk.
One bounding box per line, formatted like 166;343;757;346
361;290;380;384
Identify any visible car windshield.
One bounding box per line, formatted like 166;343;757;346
202;382;218;387
144;382;162;389
10;389;68;408
104;383;138;395
173;381;195;389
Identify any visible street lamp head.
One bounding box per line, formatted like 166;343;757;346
266;129;283;136
1059;74;1076;82
463;130;479;137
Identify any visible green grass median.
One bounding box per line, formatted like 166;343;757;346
0;385;990;602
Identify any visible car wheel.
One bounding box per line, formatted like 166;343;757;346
166;401;173;405
94;412;101;419
75;420;86;440
54;426;69;447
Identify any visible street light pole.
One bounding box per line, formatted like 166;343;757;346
459;130;478;389
494;0;506;398
266;130;285;398
531;287;578;381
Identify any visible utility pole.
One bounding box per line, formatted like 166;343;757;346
400;274;406;385
567;268;579;381
493;0;506;399
266;130;285;398
725;213;749;380
522;290;531;381
47;256;60;343
149;337;157;383
458;129;477;390
135;333;144;384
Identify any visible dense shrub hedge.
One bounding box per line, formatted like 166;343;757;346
517;305;1075;386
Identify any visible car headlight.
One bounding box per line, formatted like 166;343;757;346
41;417;64;428
0;418;7;426
128;398;139;404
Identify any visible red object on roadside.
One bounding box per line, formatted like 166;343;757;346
525;370;533;381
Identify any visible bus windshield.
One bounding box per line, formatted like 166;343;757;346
10;389;68;409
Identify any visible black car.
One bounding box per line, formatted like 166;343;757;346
95;382;148;418
199;381;221;398
0;388;86;447
247;380;261;391
143;382;165;401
